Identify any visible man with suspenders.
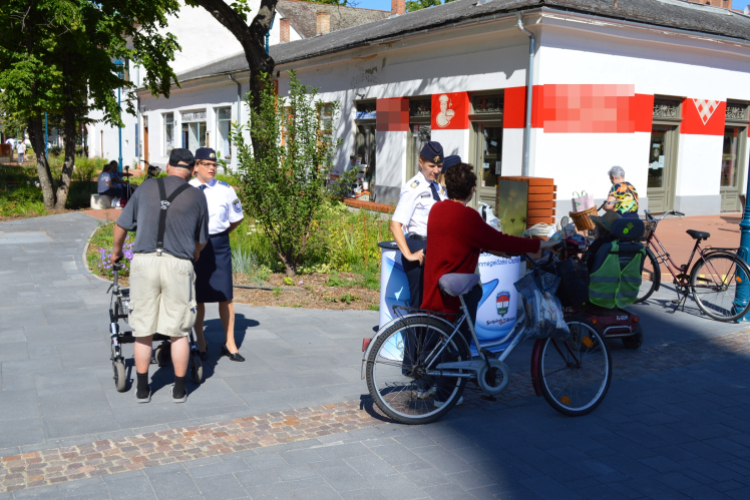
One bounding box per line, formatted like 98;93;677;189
112;149;210;403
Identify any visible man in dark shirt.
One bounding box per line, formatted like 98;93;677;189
112;149;209;403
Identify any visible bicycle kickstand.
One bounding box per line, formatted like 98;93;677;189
670;293;688;312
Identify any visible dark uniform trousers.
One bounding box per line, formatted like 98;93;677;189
403;237;428;309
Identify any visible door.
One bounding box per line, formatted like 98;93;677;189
182;124;188;149
407;125;430;179
143;120;149;165
472;123;503;211
646;125;678;213
355;124;376;198
720;126;747;212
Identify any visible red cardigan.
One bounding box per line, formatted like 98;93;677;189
421;200;541;314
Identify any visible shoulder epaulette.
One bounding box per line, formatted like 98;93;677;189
218;181;229;187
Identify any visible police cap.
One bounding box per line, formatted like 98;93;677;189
441;155;461;174
169;148;195;168
195;147;218;162
420;141;444;165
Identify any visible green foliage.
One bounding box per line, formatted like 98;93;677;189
282;276;294;286
405;0;454;12
234;71;342;276
0;163;98;217
326;271;347;287
0;0;181;211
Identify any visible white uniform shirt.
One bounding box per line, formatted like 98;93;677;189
189;178;244;235
392;171;447;237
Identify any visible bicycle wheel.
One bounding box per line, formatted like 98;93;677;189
538;318;611;416
690;252;750;322
635;247;661;304
365;315;470;425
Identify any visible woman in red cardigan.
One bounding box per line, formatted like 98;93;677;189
420;162;555;406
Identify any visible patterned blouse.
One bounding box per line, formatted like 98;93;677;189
608;182;639;214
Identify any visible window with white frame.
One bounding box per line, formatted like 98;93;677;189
163;112;174;154
215;107;232;159
181;110;207;151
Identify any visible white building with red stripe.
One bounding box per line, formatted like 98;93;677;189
132;0;750;217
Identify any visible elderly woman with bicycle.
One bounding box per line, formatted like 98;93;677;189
603;166;639;218
419;163;556;407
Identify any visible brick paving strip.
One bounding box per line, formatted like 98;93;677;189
2;328;749;494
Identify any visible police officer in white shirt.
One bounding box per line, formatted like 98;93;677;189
390;141;447;308
189;148;246;362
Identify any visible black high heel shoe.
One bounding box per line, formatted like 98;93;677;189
222;344;245;362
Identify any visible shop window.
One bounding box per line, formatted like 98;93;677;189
163;112;174;155
215;107;232;159
719;101;749;212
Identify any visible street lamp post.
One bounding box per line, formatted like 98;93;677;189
114;59;124;172
733;156;750;320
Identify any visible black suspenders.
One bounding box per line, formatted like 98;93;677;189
156;178;191;256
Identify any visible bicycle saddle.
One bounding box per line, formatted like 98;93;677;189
686;229;710;240
438;273;480;297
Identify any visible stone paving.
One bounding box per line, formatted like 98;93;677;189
2;212;750;499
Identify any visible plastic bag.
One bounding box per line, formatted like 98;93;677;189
572;190;595;212
514;268;570;341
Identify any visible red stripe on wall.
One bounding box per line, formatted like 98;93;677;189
632;94;654;133
431;92;469;130
681;98;726;135
376;98;409;132
503;86;526;129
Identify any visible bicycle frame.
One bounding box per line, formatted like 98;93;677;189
644;211;736;294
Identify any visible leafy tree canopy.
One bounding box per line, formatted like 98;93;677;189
406;0;454;13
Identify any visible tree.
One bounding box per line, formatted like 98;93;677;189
234;71;341;276
406;0;454;13
0;0;181;211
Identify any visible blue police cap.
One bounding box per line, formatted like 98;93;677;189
441;155;461;174
420;141;444;164
195;147;217;161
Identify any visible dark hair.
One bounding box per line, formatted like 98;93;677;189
445;163;476;200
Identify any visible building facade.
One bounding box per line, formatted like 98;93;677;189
118;0;750;218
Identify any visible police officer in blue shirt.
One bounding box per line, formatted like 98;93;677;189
190;148;246;362
390;141;447;309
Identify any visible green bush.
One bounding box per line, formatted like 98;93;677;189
229;200;392;275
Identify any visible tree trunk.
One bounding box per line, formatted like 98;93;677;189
26;115;56;211
54;104;77;211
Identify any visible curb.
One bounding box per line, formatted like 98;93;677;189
82;221;116;285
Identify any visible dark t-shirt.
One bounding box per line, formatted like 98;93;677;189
117;176;209;260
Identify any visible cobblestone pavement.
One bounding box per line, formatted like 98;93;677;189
3;213;750;498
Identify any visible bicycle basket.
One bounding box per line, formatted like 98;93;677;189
640;220;657;241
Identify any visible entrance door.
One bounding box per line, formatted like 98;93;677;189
182;124;188;149
355;124;376;199
143;118;149;165
407;125;430;179
720;126;747;212
646;125;678;213
472;123;503;211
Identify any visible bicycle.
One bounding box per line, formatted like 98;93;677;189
636;210;750;322
362;261;612;425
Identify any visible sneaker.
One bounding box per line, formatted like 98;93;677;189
135;389;151;404
416;386;436;400
170;385;188;404
434;396;463;408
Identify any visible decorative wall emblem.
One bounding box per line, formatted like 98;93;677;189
693;99;721;125
435;94;455;128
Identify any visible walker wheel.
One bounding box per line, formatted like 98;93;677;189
113;360;127;392
190;354;203;384
622;324;644;350
155;342;171;367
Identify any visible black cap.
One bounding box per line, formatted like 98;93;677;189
441;155;461;174
420;141;444;164
195;147;217;162
169;148;195;168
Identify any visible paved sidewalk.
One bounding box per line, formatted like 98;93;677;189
2;212;750;499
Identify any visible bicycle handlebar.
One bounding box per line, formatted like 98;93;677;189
644;209;685;222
